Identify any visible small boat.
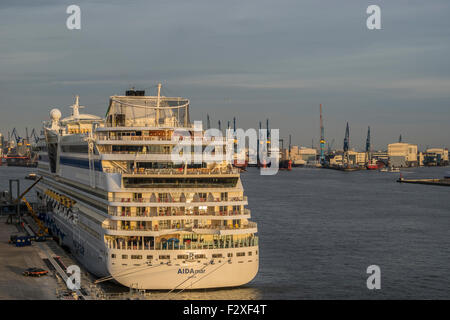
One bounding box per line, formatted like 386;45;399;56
366;160;385;170
25;173;37;180
380;166;400;172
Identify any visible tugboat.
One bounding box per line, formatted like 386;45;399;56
366;159;385;170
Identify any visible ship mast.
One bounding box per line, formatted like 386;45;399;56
71;95;84;119
156;82;161;126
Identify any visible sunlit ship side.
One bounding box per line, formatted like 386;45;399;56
35;85;259;289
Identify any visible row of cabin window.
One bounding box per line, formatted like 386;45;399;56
111;251;257;260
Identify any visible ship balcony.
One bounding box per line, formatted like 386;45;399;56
96;135;227;145
108;208;251;220
104;221;257;236
103;167;240;175
109;196;248;207
106;235;258;251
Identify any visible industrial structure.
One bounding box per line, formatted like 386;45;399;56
319;104;326;165
387;142;418;167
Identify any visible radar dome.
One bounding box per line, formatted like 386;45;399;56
50;108;62;121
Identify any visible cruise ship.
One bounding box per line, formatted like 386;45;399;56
35;84;259;289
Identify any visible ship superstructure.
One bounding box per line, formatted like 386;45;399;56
36;84;259;289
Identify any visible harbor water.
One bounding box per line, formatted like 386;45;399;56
1;166;449;299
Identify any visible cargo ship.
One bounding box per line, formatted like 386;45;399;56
5;142;38;167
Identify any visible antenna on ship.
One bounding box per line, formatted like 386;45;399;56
206;114;211;130
156;82;162;125
70;95;85;119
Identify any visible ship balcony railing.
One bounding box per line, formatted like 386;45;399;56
105;221;256;233
103;167;240;175
113;196;247;204
106;236;258;251
101;122;195;129
96;135;226;142
192;222;257;231
108;208;250;218
101;151;173;155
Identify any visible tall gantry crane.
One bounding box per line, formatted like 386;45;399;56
343;122;350;167
319;104;326;165
365;126;371;165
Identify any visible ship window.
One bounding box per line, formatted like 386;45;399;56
111;254;116;259
159;255;171;260
194;254;206;259
146;255;153;260
256;250;258;255
212;253;223;258
227;253;233;257
122;255;128;259
131;255;142;259
236;252;245;257
177;255;189;260
248;252;252;256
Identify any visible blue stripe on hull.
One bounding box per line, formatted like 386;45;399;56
60;156;103;171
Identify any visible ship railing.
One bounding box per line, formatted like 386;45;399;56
108;209;248;218
106;236;258;251
105;221;256;233
102;167;240;175
96;135;227;142
111;196;247;203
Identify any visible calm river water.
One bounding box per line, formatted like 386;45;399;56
1;166;449;299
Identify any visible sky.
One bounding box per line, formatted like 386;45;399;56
0;0;449;151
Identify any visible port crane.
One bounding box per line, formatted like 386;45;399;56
343;122;350;167
12;176;48;236
319;104;326;165
29;128;39;144
327;138;335;155
365;126;371;165
9;128;22;145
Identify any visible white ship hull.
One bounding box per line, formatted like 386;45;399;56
107;248;258;289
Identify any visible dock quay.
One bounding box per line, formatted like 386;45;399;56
397;177;450;187
0;216;58;299
0;212;111;300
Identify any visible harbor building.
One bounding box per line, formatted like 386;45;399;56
288;147;317;166
418;152;425;166
388;143;418;167
329;150;366;167
424;148;449;166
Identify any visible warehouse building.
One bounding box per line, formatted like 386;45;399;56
388;143;418;167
